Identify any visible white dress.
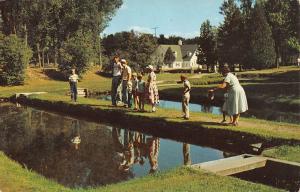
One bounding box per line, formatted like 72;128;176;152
224;73;248;115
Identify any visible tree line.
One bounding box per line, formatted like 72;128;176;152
198;0;299;71
0;0;122;85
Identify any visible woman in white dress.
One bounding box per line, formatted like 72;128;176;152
210;66;248;126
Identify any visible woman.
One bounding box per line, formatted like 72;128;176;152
210;66;248;126
146;65;159;112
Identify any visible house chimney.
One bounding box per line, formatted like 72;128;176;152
178;39;183;46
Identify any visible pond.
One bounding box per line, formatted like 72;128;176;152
0;103;225;188
98;95;300;124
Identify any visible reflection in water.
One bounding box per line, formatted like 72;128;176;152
0;103;223;188
71;120;81;150
112;128;160;174
183;143;191;165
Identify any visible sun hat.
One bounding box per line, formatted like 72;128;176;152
120;59;127;63
146;65;154;70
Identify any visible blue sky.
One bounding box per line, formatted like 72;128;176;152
103;0;225;38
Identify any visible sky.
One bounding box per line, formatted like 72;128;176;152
103;0;225;38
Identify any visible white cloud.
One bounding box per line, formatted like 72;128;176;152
128;26;153;34
166;31;199;38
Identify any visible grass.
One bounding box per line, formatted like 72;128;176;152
0;151;284;192
263;145;300;163
27;93;300;141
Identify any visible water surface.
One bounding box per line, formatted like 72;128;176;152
0;103;224;188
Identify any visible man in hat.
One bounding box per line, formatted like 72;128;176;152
121;59;132;107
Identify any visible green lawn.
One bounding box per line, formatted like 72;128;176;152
263;145;300;163
0;151;283;192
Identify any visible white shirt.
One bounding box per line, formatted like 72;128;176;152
122;65;131;80
113;62;122;76
183;80;191;96
69;74;79;83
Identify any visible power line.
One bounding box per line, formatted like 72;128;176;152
152;27;159;37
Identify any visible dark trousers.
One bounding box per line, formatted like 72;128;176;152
111;76;121;105
70;82;77;102
128;92;132;108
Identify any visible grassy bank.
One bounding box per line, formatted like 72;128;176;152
19;93;300;144
0;151;284;192
263;145;300;163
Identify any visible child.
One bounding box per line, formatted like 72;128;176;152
180;75;191;120
221;91;233;124
127;80;133;108
137;74;145;111
132;73;138;110
69;69;79;102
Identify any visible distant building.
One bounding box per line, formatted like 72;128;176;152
151;40;199;70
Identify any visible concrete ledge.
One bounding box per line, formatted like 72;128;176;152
192;154;267;176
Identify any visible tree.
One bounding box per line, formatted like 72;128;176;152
198;20;217;71
0;0;123;73
264;0;295;67
218;0;244;70
163;47;176;65
248;2;276;69
0;33;32;85
59;31;95;77
102;31;157;71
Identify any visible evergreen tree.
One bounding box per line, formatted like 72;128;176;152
248;3;276;69
218;0;244;70
198;20;217;71
163;47;176;65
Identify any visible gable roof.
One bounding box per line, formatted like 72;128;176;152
153;45;182;62
181;44;198;61
152;44;198;63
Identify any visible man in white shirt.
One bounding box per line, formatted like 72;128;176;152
111;56;123;106
121;59;132;107
69;69;79;102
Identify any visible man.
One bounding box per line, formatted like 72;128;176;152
69;68;79;102
111;56;123;106
121;59;132;107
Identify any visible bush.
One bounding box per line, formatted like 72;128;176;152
59;31;95;78
0;34;32;85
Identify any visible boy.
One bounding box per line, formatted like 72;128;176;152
69;69;79;102
131;73;138;110
179;75;191;120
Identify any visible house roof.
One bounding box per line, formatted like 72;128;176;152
151;44;198;63
154;45;183;62
181;44;198;61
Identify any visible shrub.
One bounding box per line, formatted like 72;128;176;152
0;34;32;85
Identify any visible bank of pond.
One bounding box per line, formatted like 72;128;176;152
0;102;299;191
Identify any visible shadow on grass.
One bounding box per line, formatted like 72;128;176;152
43;69;67;81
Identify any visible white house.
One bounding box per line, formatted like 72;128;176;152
151;40;199;70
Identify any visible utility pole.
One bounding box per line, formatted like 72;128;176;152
152;27;159;37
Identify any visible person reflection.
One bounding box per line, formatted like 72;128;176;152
183;143;191;165
147;137;160;174
202;104;213;113
70;120;81;150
